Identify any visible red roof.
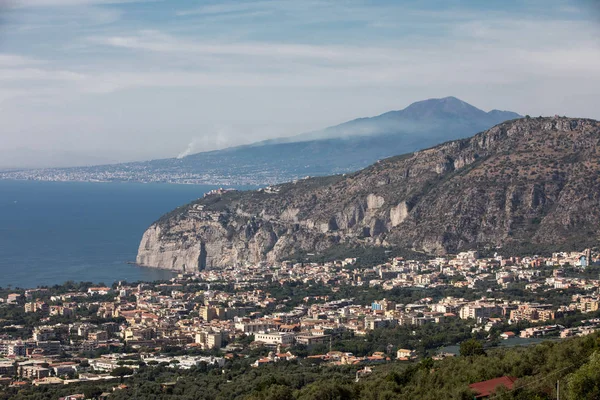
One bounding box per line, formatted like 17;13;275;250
469;376;517;398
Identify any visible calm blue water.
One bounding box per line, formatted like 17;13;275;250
0;181;240;289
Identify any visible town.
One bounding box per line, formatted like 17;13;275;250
0;248;598;399
0;163;300;187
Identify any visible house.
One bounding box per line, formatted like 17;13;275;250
251;357;273;367
251;348;296;367
253;332;295;347
88;287;111;296
59;395;85;400
50;362;78;376
469;376;517;398
6;294;21;304
20;366;50;379
355;366;373;382
0;361;16;376
500;332;516;340
33;377;64;386
365;353;388;364
295;335;330;347
396;348;417;360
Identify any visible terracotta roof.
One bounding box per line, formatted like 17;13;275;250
469;376;517;398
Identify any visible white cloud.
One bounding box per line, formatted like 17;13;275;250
175;1;274;17
175;0;338;17
92;31;360;61
0;67;85;81
6;0;149;7
0;54;44;66
0;0;599;165
2;14;599;101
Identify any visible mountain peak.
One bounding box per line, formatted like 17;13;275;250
399;96;486;120
487;109;522;119
425;95;466;104
407;95;470;105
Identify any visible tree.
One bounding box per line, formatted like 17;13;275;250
250;384;294;400
459;338;485;357
297;381;354;400
83;385;103;399
111;366;133;383
567;351;600;400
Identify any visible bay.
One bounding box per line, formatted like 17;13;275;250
0;180;244;288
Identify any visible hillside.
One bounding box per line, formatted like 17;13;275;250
99;332;600;400
137;116;600;271
0;97;519;185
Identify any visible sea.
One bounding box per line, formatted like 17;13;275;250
0;180;246;289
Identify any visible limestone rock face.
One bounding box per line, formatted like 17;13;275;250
390;202;410;227
366;194;385;209
137;224;204;272
137;117;600;271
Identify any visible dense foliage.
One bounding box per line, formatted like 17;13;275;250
3;333;600;399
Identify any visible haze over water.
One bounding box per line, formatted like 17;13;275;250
0;181;237;288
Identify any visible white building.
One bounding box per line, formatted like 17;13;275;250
254;333;295;346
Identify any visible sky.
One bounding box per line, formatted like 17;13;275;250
0;0;599;168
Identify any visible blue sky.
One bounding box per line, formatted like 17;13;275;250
1;0;599;167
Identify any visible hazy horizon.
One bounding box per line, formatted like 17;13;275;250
1;0;599;168
0;95;518;169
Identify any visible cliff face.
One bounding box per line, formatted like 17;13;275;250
137;117;600;271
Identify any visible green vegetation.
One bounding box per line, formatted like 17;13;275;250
4;332;600;400
459;338;485;357
289;245;428;267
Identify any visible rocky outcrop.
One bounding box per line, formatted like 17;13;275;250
390;202;410;227
137;224;204;272
137;117;600;271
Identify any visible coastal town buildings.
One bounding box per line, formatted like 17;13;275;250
0;248;597;388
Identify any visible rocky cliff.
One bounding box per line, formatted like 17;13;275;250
137;117;600;271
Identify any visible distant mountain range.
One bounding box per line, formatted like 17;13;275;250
0;97;521;185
